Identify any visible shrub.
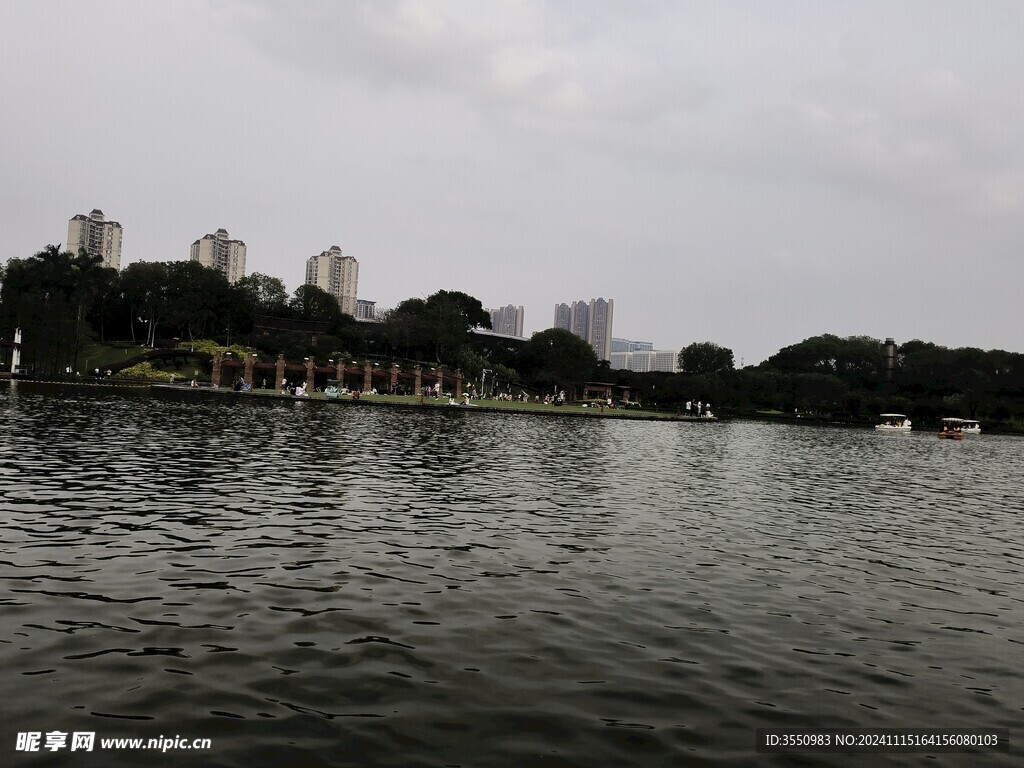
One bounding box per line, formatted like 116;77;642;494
176;339;249;358
115;362;173;381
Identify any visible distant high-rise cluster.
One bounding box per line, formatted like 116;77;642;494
58;213;383;314
487;305;525;337
553;298;614;361
611;337;677;372
305;245;359;316
611;338;653;353
190;228;246;284
67;209;122;270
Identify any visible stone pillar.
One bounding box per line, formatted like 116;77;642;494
414;365;422;396
455;369;463;398
212;352;223;388
390;364;399;393
363;362;372;392
306;358;315;392
244;353;255;388
11;327;22;373
276;354;286;391
884;337;896;381
335;360;344;383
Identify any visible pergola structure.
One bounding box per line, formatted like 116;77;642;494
210;352;465;398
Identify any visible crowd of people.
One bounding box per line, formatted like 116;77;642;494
216;376;715;417
685;399;713;418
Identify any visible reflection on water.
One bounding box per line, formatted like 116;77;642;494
1;382;1022;767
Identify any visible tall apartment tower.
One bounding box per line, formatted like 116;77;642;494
552;297;614;361
552;302;589;338
190;228;246;284
67;209;122;269
488;305;525;337
587;297;614;363
305;245;359;316
553;303;572;331
570;300;590;341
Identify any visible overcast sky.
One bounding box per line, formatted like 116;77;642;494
2;1;1022;364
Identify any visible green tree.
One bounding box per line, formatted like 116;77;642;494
764;334;884;388
66;248;114;370
236;272;289;314
383;298;431;360
0;245;111;374
120;261;169;346
290;284;344;326
516;328;597;396
166;261;224;341
375;291;490;365
422;290;491;364
679;341;735;375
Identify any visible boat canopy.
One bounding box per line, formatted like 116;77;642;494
880;413;908;418
941;417;964;423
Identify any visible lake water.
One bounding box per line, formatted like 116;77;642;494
1;382;1021;767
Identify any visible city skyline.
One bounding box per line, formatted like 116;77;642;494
554;298;614;362
4;3;1024;364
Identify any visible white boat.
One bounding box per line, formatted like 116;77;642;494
941;417;981;435
875;413;912;430
939;417;965;439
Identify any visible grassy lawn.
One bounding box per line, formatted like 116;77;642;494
79;341;207;378
79;341;147;372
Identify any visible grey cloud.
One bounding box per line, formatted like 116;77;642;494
222;0;710;125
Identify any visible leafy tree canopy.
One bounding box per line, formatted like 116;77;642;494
763;334;883;381
679;341;735;376
376;290;491;365
290;284;344;326
236;273;289;314
517;328;598;393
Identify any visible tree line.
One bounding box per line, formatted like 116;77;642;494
654;335;1024;426
2;246;1022;424
0;245;599;395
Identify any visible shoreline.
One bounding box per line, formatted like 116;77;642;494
0;377;713;423
148;383;713;422
12;378;1020;432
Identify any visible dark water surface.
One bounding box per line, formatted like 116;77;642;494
1;382;1022;767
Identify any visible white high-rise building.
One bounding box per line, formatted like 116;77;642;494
488;305;525;337
610;349;679;373
305;245;359;316
67;209;122;269
190;228;246;284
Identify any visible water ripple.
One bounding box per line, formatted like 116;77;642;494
1;384;1022;766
